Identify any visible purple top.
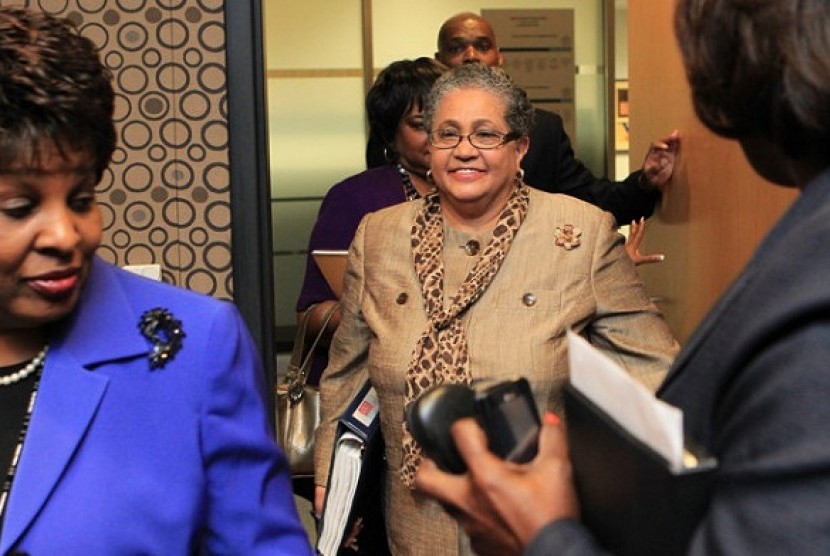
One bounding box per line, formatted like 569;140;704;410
296;164;407;384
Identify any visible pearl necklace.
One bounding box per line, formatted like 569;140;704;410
0;345;49;387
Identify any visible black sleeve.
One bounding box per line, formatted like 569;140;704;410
522;108;660;226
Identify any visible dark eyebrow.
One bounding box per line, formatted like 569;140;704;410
0;166;94;177
447;35;491;44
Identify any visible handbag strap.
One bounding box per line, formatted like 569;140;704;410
290;302;339;386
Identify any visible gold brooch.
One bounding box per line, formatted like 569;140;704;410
554;224;582;250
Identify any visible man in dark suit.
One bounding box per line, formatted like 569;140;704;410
434;12;680;227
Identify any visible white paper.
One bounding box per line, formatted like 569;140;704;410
317;432;363;556
567;331;685;470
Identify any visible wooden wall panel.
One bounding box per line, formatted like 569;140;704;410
628;0;797;343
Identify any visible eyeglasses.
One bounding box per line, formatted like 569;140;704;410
428;129;519;150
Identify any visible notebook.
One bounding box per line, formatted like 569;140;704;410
565;331;717;555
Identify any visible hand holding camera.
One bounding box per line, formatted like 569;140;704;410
406;378;541;473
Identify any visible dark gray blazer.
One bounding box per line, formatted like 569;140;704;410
527;166;830;555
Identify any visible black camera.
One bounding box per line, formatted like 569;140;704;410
406;378;541;473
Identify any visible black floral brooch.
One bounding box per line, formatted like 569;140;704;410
139;308;185;369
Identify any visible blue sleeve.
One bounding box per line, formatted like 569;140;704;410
199;302;314;554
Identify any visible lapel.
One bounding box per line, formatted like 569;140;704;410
0;259;150;552
659;169;830;393
657;265;755;392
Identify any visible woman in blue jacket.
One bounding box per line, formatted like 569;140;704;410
0;7;312;554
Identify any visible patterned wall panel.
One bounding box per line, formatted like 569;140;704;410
3;0;234;299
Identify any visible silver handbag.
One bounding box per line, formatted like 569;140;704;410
276;302;338;476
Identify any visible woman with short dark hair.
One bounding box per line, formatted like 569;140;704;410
0;7;312;553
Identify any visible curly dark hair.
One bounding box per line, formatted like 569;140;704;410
423;63;534;138
675;0;830;158
0;7;115;181
365;57;446;164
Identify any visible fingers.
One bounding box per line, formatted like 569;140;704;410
314;485;326;517
628;217;646;245
450;418;495;463
415;454;523;554
413;458;470;510
415;417;521;511
633;253;666;266
416;412;579;551
537;412;569;462
666;128;681;147
647;129;681;160
625;218;645;261
655;129;681;151
639;253;666;265
626;218;665;266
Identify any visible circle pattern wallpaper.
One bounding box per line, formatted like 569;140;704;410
6;0;234;299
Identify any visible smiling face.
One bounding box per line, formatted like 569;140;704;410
0;143;102;335
428;87;528;228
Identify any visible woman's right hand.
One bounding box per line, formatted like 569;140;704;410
314;485;326;517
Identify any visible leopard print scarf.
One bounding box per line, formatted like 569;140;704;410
400;181;530;487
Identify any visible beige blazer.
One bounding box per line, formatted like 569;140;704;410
315;188;679;555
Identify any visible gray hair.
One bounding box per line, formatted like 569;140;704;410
423;63;535;136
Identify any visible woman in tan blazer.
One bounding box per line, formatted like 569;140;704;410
314;63;679;555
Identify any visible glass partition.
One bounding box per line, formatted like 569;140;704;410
263;1;365;344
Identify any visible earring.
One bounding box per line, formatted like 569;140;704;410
426;170;433;182
515;169;525;186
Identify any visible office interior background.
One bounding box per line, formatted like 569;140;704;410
265;0;632;356
2;0;797;387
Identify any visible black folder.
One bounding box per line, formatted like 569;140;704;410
564;383;717;556
317;381;389;556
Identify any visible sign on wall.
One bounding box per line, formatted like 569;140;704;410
483;9;576;144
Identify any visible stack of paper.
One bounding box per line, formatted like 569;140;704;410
317;432;363;556
316;382;386;555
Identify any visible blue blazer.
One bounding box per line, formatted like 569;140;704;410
1;258;313;555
